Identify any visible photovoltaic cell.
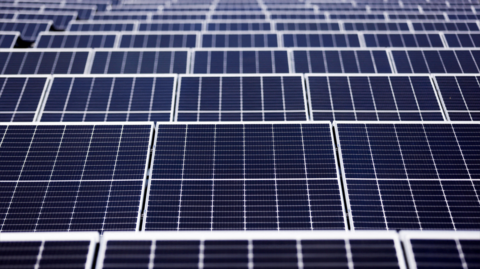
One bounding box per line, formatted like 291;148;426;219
448;14;480;20
96;232;406;268
90;49;189;74
433;75;480;121
364;33;444;48
153;14;208;20
292;50;392;73
36;33;117;48
0;232;98;269
0;76;49;122
444;33;480;47
0;123;153;232
276;21;340;31
176;75;307;121
147;123;344;230
201;33;279;47
68;22;136;32
192;49;289;74
0;49;90;75
15;12;76;30
119;33;197;48
207;22;272;31
139;21;203;31
270;13;326;20
0;20;51;42
211;14;266;20
412;21;479;31
344;22;410;31
44;6;94;20
0;32;18;48
0;12;15;20
307;75;445;121
329;13;385;20
282;33;361;47
336;122;480;230
388;13;446;20
92;13;149;20
401;231;480;269
391;49;480;73
40;75;175;122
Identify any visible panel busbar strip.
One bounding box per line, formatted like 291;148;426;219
335;122;480;230
307;75;445;121
145;122;346;230
96;232;407;269
0;123;153;232
176;75;307;121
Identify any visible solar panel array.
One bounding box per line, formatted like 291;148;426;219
0;0;479;267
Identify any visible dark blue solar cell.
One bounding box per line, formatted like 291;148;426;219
276;22;340;31
392;50;480;74
176;76;306;121
16;13;75;30
69;23;135;31
0;33;17;48
435;76;480;121
37;34;116;48
42;76;175;122
119;34;197;48
207;22;271;31
0;21;50;41
93;14;149;20
364;34;444;48
344;22;409;31
90;51;188;74
0;77;47;122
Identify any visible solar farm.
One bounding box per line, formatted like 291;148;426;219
0;0;479;268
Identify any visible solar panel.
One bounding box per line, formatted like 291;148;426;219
15;11;76;30
146;122;345;230
0;31;18;48
448;13;480;20
412;21;480;31
335;122;480;230
388;13;447;20
0;49;90;75
269;13;326;20
139;21;204;31
201;32;279;47
444;32;480;47
207;21;272;31
329;13;385;20
282;32;361;47
0;122;153;232
0;4;41;11
0;12;15;20
92;13;150;20
192;49;290;74
89;49;189;74
391;49;480;73
176;75;307;121
36;32;118;48
344;21;410;31
292;49;392;73
0;19;52;42
152;13;208;20
364;32;445;48
211;13;266;20
0;75;49;122
67;21;137;32
276;21;340;31
433;75;480;121
109;5;160;12
0;232;98;269
307;74;445;121
39;75;175;122
119;32;198;48
43;6;95;20
401;231;480;269
96;231;407;268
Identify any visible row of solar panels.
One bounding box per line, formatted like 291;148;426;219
1;231;478;269
3;74;478;123
0;122;479;232
4;19;479;42
1;48;479;76
29;31;480;48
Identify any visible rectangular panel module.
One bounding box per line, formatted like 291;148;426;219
145;122;346;230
